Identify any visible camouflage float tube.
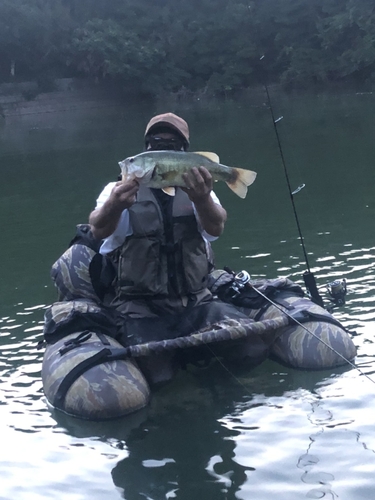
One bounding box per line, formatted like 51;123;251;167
208;270;357;370
40;243;357;420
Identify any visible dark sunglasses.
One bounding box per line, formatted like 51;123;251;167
147;135;185;151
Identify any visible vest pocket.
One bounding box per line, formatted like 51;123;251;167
118;237;168;296
180;235;209;293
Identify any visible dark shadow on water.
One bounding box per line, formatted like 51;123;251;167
51;358;353;499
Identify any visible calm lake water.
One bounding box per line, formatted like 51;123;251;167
1;88;375;500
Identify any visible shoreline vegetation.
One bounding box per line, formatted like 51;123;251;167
1;0;375;105
0;78;373;122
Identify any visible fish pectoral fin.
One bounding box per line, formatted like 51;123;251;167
226;168;257;199
194;152;220;163
162;187;176;196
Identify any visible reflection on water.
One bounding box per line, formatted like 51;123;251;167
0;89;375;499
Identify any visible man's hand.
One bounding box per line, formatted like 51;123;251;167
89;178;139;240
109;178;139;211
182;166;227;237
181;166;213;202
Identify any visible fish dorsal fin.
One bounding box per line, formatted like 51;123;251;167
194;152;220;163
162;187;176;196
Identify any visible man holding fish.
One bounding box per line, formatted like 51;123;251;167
89;113;231;246
89;113;261;383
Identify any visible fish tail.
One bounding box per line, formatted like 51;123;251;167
226;168;257;199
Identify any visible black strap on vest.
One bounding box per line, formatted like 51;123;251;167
152;189;178;294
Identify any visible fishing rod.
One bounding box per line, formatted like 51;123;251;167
224;269;374;384
260;57;346;310
262;77;323;306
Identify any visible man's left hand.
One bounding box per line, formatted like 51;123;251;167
182;166;213;202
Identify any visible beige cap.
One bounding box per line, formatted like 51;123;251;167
144;112;190;145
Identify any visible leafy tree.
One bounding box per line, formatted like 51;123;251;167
1;0;375;95
70;19;162;79
317;0;375;82
0;0;72;82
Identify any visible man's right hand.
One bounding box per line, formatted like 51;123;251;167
109;178;140;210
89;178;140;240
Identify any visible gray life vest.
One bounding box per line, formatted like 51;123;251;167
116;186;210;298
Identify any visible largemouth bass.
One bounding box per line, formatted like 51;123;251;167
119;151;257;199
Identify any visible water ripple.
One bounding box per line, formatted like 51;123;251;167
1;236;375;499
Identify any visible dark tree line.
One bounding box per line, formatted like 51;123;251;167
1;0;375;96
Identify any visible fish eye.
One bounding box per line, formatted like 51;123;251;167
128;157;134;163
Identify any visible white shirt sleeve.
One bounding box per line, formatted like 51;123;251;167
96;183;132;255
95;182;116;209
193;191;222;242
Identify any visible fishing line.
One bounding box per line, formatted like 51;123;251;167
247;281;375;385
